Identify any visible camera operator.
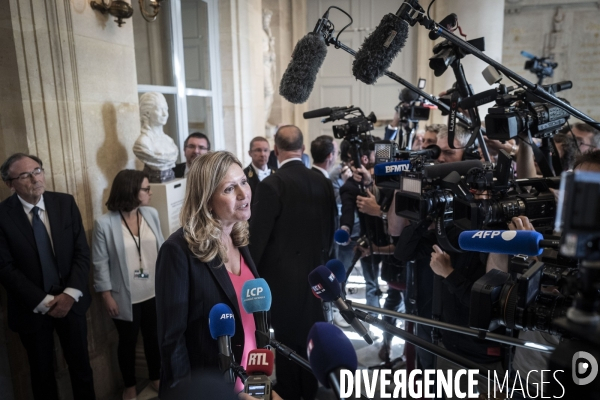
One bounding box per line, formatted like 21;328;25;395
331;140;359;277
339;138;390;314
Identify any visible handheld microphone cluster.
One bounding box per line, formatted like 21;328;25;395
241;278;272;349
458;230;560;256
308;265;373;344
352;10;410;84
307;322;358;394
279;12;330;104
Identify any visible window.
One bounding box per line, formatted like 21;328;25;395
133;0;223;160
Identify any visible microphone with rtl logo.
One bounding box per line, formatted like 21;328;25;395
208;303;236;383
244;349;274;400
241;278;272;349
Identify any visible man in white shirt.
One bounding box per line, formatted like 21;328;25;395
244;136;275;206
0;153;95;400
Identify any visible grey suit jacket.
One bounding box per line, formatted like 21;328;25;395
92;206;164;321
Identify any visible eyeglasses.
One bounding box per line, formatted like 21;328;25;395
140;187;152;193
7;167;44;182
186;145;209;151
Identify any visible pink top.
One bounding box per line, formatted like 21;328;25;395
228;255;257;392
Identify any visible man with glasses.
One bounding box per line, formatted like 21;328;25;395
173;132;211;178
562;122;600;154
244;136;274;207
0;153;95;400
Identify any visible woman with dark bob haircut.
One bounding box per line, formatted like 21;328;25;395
92;169;164;400
154;151;282;400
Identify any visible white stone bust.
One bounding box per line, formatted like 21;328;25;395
133;92;179;170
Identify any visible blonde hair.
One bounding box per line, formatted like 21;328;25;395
180;151;249;265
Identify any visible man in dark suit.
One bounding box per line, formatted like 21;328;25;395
243;136;275;206
249;126;336;400
0;153;95;400
173;132;211;178
310;135;336;179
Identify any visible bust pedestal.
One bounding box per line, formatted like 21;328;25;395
148;178;187;240
143;165;175;183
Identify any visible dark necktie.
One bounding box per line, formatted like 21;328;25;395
31;206;60;293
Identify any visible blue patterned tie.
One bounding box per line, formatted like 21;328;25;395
31;206;60;293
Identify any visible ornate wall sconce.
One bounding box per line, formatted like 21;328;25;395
90;0;166;27
90;0;134;27
139;0;166;22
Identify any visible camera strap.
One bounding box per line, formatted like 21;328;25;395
447;91;460;149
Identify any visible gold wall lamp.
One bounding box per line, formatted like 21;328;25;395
90;0;166;27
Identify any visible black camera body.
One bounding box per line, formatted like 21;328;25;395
470;256;575;334
485;82;572;141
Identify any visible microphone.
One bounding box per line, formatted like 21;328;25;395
303;105;354;119
334;229;350;246
306;322;358;397
279;12;329;104
208;303;236;382
325;259;347;284
458;230;560;256
373;160;412;177
352;9;410;84
308;266;373;345
422;160;483;179
246;349;274;376
241;278;272;349
244;349;274;400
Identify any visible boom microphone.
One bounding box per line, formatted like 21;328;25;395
458;230;560;256
307;322;358;396
303;106;354;119
352;10;410;84
208;303;236;382
241;279;272;349
279;12;329;104
308;266;373;345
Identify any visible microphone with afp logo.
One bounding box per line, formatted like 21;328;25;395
458;230;560;256
209;303;236;383
242;278;273;349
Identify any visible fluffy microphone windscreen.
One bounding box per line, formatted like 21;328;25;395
306;322;358;388
246;349;275;376
352;13;409;85
458;230;544;256
334;229;350;245
241;278;272;313
279;33;328;104
208;303;235;340
308;265;341;302
326;259;347;283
